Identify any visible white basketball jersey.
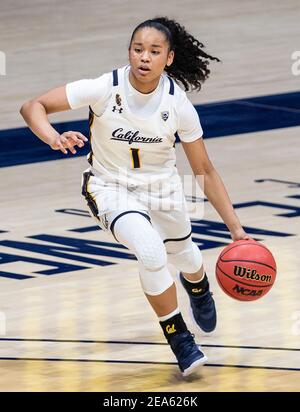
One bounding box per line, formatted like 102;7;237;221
88;66;183;187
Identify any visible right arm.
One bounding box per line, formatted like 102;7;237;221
20;85;88;154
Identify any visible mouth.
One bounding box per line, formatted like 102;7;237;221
138;66;151;76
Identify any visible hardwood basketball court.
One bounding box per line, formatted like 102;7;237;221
0;0;299;391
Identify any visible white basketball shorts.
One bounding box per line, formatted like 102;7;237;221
81;168;192;243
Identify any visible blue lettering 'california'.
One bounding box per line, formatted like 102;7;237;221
111;128;163;145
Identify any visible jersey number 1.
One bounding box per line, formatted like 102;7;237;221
130;148;141;168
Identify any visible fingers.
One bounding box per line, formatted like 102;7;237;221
242;235;254;241
63;131;88;148
60;131;88;155
56;140;68;155
50;131;88;155
60;135;77;154
75;132;89;143
231;230;252;242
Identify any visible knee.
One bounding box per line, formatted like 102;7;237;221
112;212;167;270
134;227;172;295
133;230;168;271
165;238;203;273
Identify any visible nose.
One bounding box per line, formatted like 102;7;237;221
141;50;150;62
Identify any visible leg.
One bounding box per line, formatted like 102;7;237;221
111;211;176;317
111;211;207;375
182;265;204;282
149;203;205;282
145;283;178;317
148;202;216;333
165;237;217;333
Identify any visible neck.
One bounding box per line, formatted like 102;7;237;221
129;69;160;94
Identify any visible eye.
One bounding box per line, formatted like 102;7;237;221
152;50;160;55
134;48;142;53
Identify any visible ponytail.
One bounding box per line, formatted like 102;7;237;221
130;17;220;92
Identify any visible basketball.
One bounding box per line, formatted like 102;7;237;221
215;240;276;301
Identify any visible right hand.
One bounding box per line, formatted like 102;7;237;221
50;131;88;154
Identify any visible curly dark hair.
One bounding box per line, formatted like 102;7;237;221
129;17;220;92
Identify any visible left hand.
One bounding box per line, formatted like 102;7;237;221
230;227;253;242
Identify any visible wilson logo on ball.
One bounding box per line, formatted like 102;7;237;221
233;265;272;283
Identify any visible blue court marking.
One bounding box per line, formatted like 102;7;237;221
0;219;293;280
1;90;299;168
69;226;100;233
0;271;33;280
196;91;300;139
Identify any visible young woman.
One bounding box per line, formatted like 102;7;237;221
20;17;249;377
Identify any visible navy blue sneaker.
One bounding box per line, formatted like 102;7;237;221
169;331;207;376
179;272;217;333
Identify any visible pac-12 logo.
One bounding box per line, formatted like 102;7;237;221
161;111;169;121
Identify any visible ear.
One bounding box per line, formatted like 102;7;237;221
166;50;174;67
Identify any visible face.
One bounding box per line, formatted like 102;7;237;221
129;27;174;90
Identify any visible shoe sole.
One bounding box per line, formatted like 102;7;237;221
182;354;208;377
177;271;216;333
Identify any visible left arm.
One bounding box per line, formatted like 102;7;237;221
181;138;249;241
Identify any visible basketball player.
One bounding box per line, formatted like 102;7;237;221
20;17;249;377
